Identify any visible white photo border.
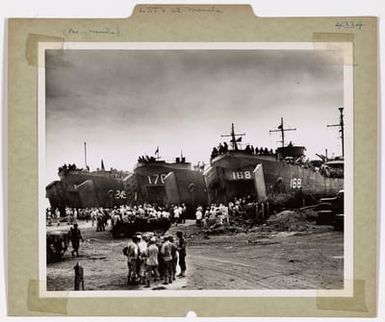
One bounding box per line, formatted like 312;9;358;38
38;42;354;298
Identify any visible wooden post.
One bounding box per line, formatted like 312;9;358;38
74;262;84;291
255;203;259;226
261;203;265;223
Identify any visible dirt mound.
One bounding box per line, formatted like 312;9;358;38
228;213;253;228
266;209;332;232
195;208;331;238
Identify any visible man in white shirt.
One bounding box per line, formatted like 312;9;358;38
173;206;181;226
112;210;121;226
162;209;170;218
195;206;203;227
219;203;229;225
137;234;148;284
144;237;159;287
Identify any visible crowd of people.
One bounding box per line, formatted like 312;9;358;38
137;155;158;163
194;196;270;229
123;231;187;287
48;205;189;288
211;142;275;159
57;163;85;174
46;207;95;227
108;203;188;226
48;195;273;289
47;197;269;231
53;221;188;287
46;203;189;229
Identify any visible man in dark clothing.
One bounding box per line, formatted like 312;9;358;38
160;236;173;285
176;231;187;277
124;235;139;285
211;147;218;159
68;224;84;257
169;236;178;281
244;201;257;227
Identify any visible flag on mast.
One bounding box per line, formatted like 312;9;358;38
101;159;105;171
155;146;159;156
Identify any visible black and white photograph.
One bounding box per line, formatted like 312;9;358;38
40;43;352;294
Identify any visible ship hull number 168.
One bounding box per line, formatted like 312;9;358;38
290;178;302;189
232;171;252;180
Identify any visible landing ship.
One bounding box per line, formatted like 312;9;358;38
46;164;130;211
204;113;344;204
124;154;208;208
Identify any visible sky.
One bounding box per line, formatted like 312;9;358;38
45;48;344;185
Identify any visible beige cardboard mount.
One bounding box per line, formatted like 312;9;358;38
7;4;378;317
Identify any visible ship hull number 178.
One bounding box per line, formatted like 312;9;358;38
147;174;167;185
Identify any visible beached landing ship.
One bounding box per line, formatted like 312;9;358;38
46;164;130;211
204;117;344;204
123;154;208;208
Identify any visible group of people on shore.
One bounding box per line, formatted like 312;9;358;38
46;202;188;230
48;195;271;289
47;196;270;232
195;196;270;228
124;231;187;287
109;203;187;226
46;207;90;226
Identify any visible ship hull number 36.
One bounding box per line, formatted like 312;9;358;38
108;190;127;199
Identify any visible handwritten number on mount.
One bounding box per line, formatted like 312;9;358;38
335;21;365;30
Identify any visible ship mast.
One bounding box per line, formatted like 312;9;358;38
269;117;296;148
221;123;245;150
327;107;344;157
84;142;88;169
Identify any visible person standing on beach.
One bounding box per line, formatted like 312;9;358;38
68;223;84;257
176;231;187;277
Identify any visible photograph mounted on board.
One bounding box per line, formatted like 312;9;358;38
40;43;352;294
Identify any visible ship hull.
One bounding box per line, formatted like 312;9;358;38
123;162;207;207
164;169;208;206
46;171;127;210
204;153;343;204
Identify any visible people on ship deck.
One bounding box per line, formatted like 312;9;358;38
210;143;275;158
